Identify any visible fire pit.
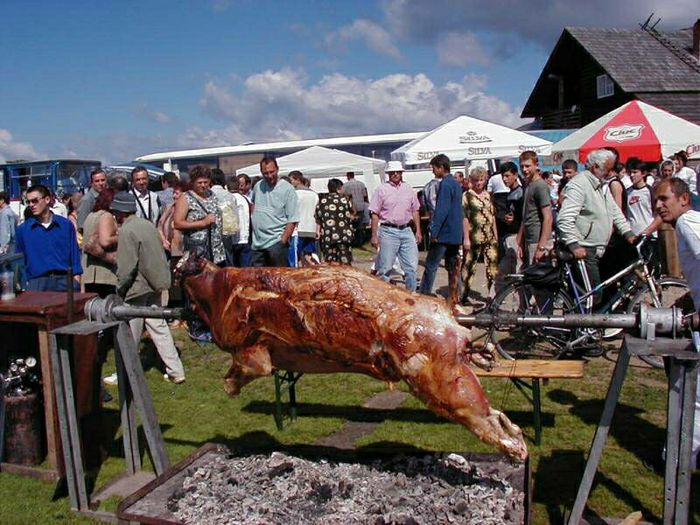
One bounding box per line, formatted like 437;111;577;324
117;444;529;524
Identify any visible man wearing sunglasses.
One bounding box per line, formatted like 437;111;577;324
15;184;82;291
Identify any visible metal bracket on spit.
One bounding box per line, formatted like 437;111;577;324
0;373;6;464
566;308;699;525
45;295;179;516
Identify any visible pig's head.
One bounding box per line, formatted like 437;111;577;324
175;252;220;329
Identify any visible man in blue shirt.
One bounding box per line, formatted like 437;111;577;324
419;154;465;302
15;184;82;291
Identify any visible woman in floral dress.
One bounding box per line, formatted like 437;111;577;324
461;166;499;305
173;165;225;266
315;178;355;265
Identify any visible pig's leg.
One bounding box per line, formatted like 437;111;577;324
400;349;528;461
224;344;273;396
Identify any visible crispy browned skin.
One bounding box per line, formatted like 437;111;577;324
184;262;527;461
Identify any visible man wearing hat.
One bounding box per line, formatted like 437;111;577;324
112;191;185;384
369;160;422;291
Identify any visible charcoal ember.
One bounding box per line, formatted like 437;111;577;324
171;452;524;524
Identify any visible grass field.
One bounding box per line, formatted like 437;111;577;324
1;245;699;525
1;329;698;524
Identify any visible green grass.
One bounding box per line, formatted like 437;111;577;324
1;332;698;524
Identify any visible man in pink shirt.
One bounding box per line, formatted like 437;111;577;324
369;160;422;291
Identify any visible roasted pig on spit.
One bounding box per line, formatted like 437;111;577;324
178;254;527;461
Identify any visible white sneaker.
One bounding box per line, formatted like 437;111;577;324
103;373;118;386
163;373;186;385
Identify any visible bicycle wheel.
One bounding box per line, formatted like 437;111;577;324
488;280;575;360
627;277;691;369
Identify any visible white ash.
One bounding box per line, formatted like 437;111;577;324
169;452;524;524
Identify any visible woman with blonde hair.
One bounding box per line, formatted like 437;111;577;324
461;166;499;306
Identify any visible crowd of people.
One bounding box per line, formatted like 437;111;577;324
0;149;698;387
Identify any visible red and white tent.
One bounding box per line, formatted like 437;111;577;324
551;100;700;163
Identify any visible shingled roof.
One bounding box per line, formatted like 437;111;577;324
564;26;700;92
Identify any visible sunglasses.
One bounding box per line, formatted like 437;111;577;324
27;197;46;205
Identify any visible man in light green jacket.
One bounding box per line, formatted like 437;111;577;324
113;191;186;384
557;149;634;308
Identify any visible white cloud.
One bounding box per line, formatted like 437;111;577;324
135;104;172;124
326;19;401;59
436;32;491;66
196;68;527;146
210;0;233;12
0;129;43;163
384;0;697;50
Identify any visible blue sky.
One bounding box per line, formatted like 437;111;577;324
0;0;693;163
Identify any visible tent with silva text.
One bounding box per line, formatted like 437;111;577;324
391;115;552;166
235;146;386;197
551;100;700;163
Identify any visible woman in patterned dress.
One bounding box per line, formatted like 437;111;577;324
173;165;225;266
461;166;499;305
315;178;355;265
173;165;225;341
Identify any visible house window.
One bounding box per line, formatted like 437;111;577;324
596;74;614;99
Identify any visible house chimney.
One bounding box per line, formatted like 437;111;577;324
694;19;700;59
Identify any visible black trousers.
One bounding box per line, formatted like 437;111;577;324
250;241;289;267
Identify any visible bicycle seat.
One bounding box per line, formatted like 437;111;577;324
554;245;575;262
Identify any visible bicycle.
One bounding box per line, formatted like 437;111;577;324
487;236;689;368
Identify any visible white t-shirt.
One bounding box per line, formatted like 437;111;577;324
487;174;509;194
625;185;656;237
676;166;697;195
676;209;700;310
232;192;251;245
295;188;319;237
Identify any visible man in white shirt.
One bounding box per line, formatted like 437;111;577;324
289;171;319;266
655;177;700;467
226;178;252;267
130;166;161;225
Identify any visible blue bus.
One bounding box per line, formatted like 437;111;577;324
0;159;101;202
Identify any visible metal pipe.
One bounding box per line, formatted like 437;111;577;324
84;296;190;323
455;312;638;329
109;304;187;321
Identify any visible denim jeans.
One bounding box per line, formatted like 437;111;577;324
376;225;419;291
419;242;459;296
27;274;80;292
223;236;252;267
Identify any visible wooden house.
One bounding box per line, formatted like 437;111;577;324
522;20;700;129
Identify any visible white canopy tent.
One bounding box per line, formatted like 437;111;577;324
391;115;552;166
236;146;386;197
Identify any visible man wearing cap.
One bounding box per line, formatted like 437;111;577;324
16;184;82;291
112;191;185;384
369;160;422;291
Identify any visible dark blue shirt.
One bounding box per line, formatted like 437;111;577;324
16;214;82;280
429;174;464;245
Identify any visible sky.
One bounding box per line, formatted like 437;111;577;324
0;0;695;164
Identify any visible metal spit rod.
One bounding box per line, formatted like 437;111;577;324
84;296;189;324
86;295;696;337
455;312;638;329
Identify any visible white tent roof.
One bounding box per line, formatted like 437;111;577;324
392;115;552;165
236;146;387;195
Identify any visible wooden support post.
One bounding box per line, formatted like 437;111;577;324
114;322;170;475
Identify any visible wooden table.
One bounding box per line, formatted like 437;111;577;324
0;291;98;479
